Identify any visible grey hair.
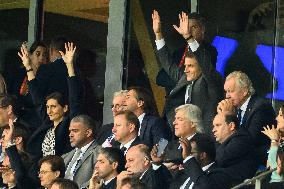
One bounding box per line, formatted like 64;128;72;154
71;114;96;131
175;104;204;133
226;71;255;95
113;90;128;98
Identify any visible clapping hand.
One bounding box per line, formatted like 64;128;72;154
173;12;191;41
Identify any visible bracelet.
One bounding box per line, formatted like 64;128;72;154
271;139;279;143
26;68;33;72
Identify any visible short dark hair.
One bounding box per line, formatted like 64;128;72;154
188;12;206;27
121;177;146;189
224;113;239;130
29;41;47;54
71;114;97;138
50;36;68;53
38;155;66;178
51;178;79;189
185;51;197;60
0;94;22;116
46;92;68;107
99;147;125;173
10;122;30;150
127;87;158;115
191;134;216;161
115;110;139;132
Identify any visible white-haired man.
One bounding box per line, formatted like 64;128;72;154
217;71;276;165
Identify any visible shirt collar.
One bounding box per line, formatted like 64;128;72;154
186;133;196;141
202;162;215;171
240;96;251;112
138;113;146;125
120;137;136;150
139;168;149;180
78;140;94;154
104;176;116;185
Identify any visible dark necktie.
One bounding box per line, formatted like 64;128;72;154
121;146;127;155
237;108;243;125
184;177;193;188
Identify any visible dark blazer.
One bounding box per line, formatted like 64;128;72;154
156;44;223;134
6;146;39;189
156;42;218;94
182;158;232;189
164;133;201;163
113;137;143;155
240;95;276;165
62;141;102;189
97;123;114;145
26;76;82;161
140;165;172;189
102;177;117;189
139;114;171;148
216;128;257;184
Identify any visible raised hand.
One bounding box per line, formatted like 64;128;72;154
150;144;165;165
173;12;191;40
261;125;280;141
152;10;163;39
179;138;191;159
5;119;14;143
59;42;76;65
18;42;31;69
89;170;103;189
217;99;235;114
116;171;133;189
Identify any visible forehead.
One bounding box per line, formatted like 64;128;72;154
113;95;126;104
70;121;85;129
224;78;237;89
97;153;107;161
46;99;59;105
34;46;46;53
114;114;127;123
213;114;225;124
41;162;52;170
175;109;186;118
127;90;137;97
188;19;201;26
184;56;198;66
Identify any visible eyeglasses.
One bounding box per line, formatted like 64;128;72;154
38;170;53;175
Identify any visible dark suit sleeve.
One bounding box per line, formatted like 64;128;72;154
150;118;171;146
183;158;231;189
67;76;83;119
6;145;35;189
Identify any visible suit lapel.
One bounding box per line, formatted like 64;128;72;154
242;96;255;127
76;142;98;170
140;115;148;139
169;75;188;96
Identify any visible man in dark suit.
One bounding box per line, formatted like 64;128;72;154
112;111;143;155
50;178;79;189
152;11;223;135
117;144;171;189
152;10;218;94
217;71;276;165
97;90;128;146
63;115;101;189
164;104;203;165
168;134;217;189
89;147;125;189
125;87;171;148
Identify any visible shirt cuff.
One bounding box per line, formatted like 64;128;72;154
152;164;161;170
188;39;200;52
183;155;194;163
155;38;166;50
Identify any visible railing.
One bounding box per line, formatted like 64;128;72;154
231;168;277;189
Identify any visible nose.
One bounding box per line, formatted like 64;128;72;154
225;92;230;99
47;107;51;114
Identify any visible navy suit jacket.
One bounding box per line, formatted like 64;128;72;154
240;95;276;165
139;114;171;148
102;177;117;189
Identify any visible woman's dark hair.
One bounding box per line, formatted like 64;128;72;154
46;92;68;107
280;105;284;116
38;155;66;178
277;144;284;176
29;41;47;54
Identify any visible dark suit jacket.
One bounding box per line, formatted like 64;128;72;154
240;95;276;165
102;177;117;189
182;158;232;189
26;76;82;161
62;141;102;188
97;123;114;145
140;165;172;189
6;146;39;189
156;42;218;94
216;128;257;184
156;44;223;135
139;114;171;148
113;137;143;155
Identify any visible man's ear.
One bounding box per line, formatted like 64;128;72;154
112;162;118;170
63;105;68;113
86;128;93;137
7;105;13;115
137;100;144;108
229;122;236;131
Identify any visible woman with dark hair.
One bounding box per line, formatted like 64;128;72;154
38;155;65;189
262;105;284;183
18;42;81;162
